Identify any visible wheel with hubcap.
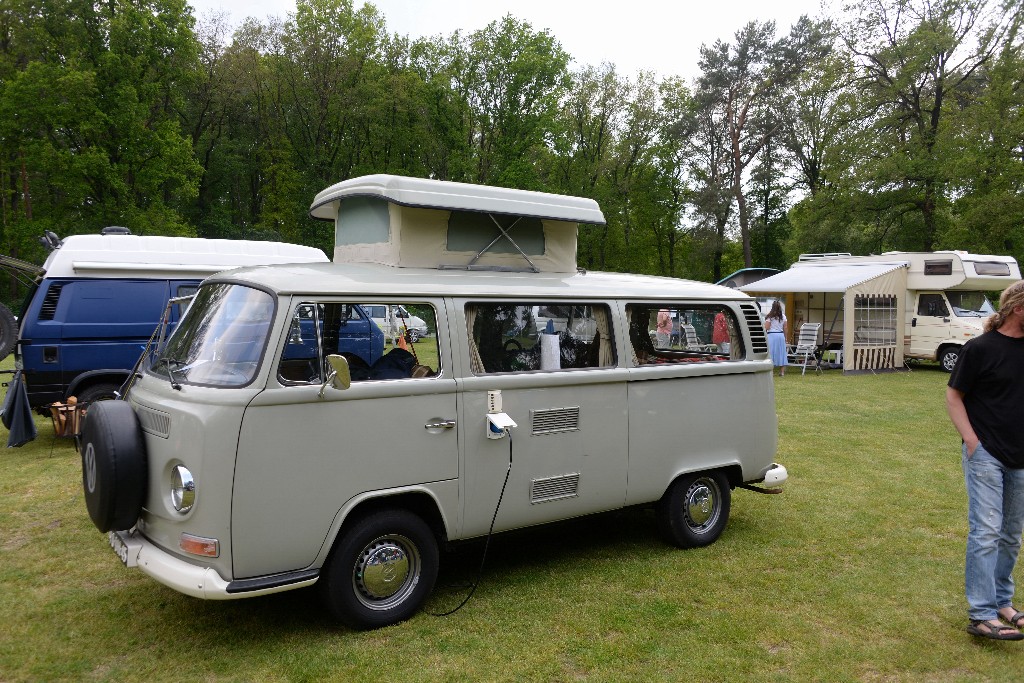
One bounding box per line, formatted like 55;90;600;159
320;509;438;630
939;346;960;373
656;471;731;548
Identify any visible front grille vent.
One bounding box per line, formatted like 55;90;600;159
530;473;580;504
531;406;580;435
38;283;65;321
136;405;171;438
740;303;768;355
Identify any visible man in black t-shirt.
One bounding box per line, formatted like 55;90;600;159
947;280;1024;640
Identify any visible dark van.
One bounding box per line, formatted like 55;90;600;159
16;232;330;409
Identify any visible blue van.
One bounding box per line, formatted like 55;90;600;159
15;231;334;409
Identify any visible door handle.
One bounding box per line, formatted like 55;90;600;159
424;419;456;430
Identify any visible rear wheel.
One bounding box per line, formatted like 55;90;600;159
0;303;17;360
320;509;438;630
939;346;960;373
656;471;731;548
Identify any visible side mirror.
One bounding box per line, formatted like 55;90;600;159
318;354;352;397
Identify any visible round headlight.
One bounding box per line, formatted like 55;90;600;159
171;465;195;513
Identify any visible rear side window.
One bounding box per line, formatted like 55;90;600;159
626;304;744;366
465;303;614;374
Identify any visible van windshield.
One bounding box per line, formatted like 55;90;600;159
947;291;994;318
150;283;274;387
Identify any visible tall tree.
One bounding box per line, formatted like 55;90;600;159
842;0;1014;250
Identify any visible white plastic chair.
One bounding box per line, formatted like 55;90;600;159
788;323;821;375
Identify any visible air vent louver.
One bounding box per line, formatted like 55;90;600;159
530;473;580;504
38;283;65;321
531;407;580;435
740;303;768;355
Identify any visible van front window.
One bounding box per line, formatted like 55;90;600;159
947;291;994;318
151;283;274;387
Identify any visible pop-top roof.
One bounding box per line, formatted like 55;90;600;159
41;235;328;279
309;174;606;225
308;175;607;273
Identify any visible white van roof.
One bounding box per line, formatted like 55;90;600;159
41;235;329;279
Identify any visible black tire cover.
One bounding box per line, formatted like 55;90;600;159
0;303;17;361
80;401;147;532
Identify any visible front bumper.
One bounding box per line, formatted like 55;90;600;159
108;530;319;600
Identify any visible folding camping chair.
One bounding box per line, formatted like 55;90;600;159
788;323;822;375
680;324;713;352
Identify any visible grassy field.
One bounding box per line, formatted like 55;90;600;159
1;360;1020;682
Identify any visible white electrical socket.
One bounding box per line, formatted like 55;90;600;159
487;389;502;413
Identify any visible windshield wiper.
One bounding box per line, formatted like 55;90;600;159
160;357;184;391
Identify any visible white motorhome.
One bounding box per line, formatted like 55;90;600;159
80;175;786;630
742;251;1021;372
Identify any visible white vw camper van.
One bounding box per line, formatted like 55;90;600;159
80;175;786;630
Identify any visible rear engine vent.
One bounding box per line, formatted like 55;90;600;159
740;303;768;355
530;473;580;504
530;406;580;435
38;283;65;321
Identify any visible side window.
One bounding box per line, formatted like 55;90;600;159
466;302;614;374
626;304;744;366
278;302;439;384
917;294;949;317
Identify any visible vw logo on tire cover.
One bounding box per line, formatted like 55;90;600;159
84;442;97;493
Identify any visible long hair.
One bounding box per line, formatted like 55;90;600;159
985;280;1024;333
767;300;784;322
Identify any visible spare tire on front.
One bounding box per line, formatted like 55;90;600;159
80;401;147;533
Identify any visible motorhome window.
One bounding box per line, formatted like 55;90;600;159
466;303;613;373
917;294;949;317
924;260;953;276
150;283;274;387
626;304;743;366
447;211;545;255
947;291;995;318
278;302;438;384
974;261;1011;276
853;294;898;346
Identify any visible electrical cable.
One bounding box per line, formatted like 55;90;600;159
429;428;513;617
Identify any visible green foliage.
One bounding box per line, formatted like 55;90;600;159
1;0;1023;289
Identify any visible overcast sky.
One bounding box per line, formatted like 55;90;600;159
188;0;830;80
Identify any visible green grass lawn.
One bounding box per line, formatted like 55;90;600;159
1;360;1018;682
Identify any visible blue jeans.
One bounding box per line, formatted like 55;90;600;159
963;443;1024;621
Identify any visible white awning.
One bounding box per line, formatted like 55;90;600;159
739;262;907;294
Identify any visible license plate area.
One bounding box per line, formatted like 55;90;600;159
108;530;143;567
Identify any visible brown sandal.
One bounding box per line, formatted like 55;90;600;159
1002;610;1024;629
967;619;1024;640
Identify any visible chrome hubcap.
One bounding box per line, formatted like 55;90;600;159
353;535;420;610
684;479;719;532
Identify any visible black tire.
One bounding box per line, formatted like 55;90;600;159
939;346;960;373
80;400;148;533
656;471;731;548
320;509;438;630
74;382;122;404
405;329;421;344
0;303;17;360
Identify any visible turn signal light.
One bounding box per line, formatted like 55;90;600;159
180;533;219;558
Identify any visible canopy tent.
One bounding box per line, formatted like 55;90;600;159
740;262;909;373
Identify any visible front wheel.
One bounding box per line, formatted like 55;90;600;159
656;471;731;548
939;346;960;373
320;509;438;630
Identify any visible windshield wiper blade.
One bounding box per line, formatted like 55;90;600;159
161;357;184;391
